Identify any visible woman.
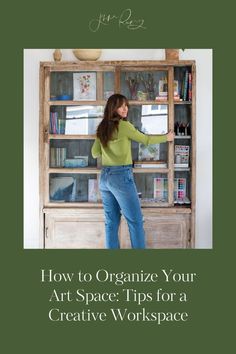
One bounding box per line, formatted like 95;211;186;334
91;94;174;249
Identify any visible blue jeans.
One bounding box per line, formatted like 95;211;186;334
99;165;146;249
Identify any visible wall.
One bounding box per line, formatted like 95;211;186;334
24;49;212;248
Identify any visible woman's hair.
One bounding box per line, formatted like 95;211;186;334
96;94;129;147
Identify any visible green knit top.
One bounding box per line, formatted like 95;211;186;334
91;120;167;166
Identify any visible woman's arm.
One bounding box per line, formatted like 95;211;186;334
124;121;174;145
91;138;102;158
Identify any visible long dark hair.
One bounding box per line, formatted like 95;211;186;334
96;94;129;147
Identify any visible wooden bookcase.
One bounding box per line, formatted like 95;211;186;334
39;60;196;249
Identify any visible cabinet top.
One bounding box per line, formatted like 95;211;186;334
40;60;196;70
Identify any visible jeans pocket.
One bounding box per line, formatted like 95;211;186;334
124;169;133;184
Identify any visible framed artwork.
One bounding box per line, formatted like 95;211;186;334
73;72;97;101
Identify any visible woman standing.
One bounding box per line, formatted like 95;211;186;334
91;94;174;249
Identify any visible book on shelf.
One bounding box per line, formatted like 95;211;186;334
174;197;191;205
50;111;66;134
175;145;190;167
180;70;192;101
50;147;66;167
153;177;168;202
88;178;101;202
188;72;192;101
155;96;168;101
174;163;189;168
174;178;187;200
134;160;167;168
153;177;189;204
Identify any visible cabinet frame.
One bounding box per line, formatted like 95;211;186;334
39;60;196;248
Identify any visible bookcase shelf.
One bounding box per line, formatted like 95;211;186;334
48;134;96;140
174;101;192;105
40;60;196;249
175;136;191;139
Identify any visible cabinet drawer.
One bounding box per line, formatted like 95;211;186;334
120;213;191;249
44;211;105;249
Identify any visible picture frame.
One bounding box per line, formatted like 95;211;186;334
73;72;97;101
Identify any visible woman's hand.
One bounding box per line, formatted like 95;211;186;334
166;130;175;142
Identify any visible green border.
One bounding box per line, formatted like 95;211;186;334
2;0;235;352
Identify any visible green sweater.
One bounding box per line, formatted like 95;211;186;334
91;120;167;166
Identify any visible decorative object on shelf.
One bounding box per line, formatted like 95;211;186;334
153;177;168;202
140;73;156;100
50;147;66;167
73;49;102;61
158;77;168;99
49;176;76;202
138;143;160;161
174;122;191;136
73;72;97;101
64;156;88;168
174;145;190;168
104;90;114;99
125;73;140;100
137;91;148;101
53;49;62;62
165;49;179;60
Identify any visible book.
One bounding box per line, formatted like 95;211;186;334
188;72;192;101
88;178;101;202
50;147;66;167
174;163;189;168
50;112;66;134
174;178;187;200
183;70;189;101
134;161;167;168
155;96;168;100
153;177;188;203
153;177;168;201
175;145;190;167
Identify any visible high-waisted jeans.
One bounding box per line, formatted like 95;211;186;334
99;165;146;249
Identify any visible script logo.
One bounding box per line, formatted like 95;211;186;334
89;8;146;32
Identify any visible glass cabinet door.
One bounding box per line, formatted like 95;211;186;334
120;70;168;101
49;173;101;203
49;105;103;135
50;70;115;101
134;173;169;205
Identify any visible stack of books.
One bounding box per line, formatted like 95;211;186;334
180;71;192;101
50;147;66;167
134;160;167;168
174;145;190;168
50;111;65;134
